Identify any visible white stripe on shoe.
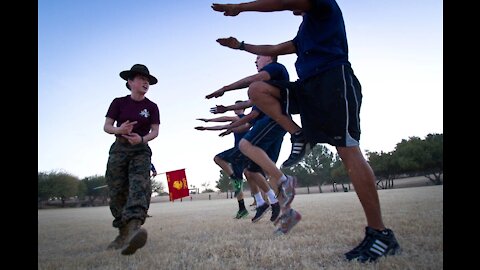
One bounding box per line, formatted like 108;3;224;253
369;240;388;255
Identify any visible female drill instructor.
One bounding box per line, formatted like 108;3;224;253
103;64;160;255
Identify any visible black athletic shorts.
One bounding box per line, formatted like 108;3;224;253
266;64;362;147
216;147;246;180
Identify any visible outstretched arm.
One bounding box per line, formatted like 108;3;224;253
195;120;251;131
219;110;260;136
210;100;254;114
211;0;312;16
216;37;296;57
206;71;271;99
196;116;239;122
227;110;259;130
195;124;231;131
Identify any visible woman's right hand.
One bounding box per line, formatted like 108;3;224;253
119;120;137;134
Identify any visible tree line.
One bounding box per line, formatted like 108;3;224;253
38;133;442;207
38;172;167;208
215;133;443;192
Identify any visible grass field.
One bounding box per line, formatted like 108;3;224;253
38;184;443;269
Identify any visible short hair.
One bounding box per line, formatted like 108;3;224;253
271;56;278;62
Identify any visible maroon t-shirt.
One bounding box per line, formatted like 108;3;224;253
105;95;160;137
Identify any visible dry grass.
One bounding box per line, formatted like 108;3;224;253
38;185;443;270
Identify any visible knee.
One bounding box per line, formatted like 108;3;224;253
213;155;221;165
248;81;267;102
238;139;250;154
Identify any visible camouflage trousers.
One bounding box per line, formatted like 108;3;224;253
105;140;152;228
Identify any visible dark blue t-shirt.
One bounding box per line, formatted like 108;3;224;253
254;61;290;121
293;0;350;80
261;62;290;82
233;113;248;146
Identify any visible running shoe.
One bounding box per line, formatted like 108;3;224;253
270;202;281;222
234;209;249;219
278;175;297;208
345;226;401;263
281;131;311;168
251;203;270;223
274;208;302;235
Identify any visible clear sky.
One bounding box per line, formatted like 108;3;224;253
38;0;443;192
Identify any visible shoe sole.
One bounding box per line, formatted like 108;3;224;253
121;229;148;255
281;143;312;169
106;240;124;250
356;246;401;263
274;204;295;226
234;210;249;219
348;242;402;262
274;210;302;235
235;213;249;219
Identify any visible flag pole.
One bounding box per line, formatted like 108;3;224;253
93;185;108;190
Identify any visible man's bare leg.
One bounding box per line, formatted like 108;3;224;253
239;139;283;192
248;81;300;134
213;156;234;176
336;146;385;230
248;81;311;168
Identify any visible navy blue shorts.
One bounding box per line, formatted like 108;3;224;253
241;116;286;173
216;147;246;179
266;64;362;147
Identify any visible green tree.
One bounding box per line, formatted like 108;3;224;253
331;156;349;186
38;172;53;206
282;163;311;189
80;175;108;206
367;150;401;189
215;170;231;192
46;170;79;207
394;133;443;184
395;136;425;175
282;145;335;193
151;179;166;195
422;133;443;184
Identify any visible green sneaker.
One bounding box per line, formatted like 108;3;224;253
235;209;249;219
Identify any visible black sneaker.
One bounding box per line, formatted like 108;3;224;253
251;203;270;223
281;131;311;168
345;227;401;263
270;202;281;222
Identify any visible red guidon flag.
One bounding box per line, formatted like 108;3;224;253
166;169;189;201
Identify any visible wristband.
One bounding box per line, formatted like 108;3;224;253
238;41;245;50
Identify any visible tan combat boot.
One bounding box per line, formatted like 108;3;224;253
106;226;128;250
121;219;148;255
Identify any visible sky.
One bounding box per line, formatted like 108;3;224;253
38;0;443;192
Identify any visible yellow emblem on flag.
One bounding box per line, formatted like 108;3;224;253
173;179;185;190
